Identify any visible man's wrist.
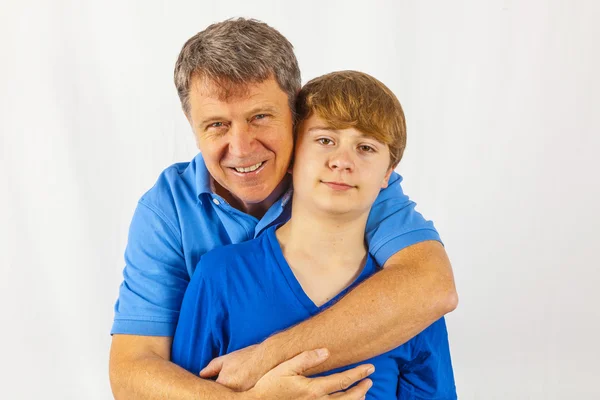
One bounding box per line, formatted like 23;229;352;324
260;333;290;368
232;392;253;400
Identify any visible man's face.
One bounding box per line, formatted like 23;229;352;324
187;76;294;208
292;114;394;217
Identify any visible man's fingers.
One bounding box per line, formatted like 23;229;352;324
312;364;375;396
329;378;372;399
199;358;223;378
273;348;330;377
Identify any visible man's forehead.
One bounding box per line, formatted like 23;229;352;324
191;74;267;102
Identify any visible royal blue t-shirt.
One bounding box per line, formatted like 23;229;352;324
112;153;441;336
171;226;456;399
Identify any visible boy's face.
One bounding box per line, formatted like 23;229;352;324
292;114;394;218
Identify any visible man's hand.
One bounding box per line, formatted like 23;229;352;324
245;348;374;400
110;335;373;399
200;344;274;390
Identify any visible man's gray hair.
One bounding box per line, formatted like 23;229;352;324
174;18;301;115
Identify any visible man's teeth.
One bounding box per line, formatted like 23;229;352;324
234;162;263;173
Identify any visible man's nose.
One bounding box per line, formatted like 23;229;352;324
328;148;354;171
228;123;255;157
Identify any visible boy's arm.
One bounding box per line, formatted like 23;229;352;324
397;317;457;399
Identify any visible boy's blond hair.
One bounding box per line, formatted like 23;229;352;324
296;71;407;167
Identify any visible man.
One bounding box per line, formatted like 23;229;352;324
172;70;457;399
109;18;457;399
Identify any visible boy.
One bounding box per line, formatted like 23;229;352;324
171;71;457;399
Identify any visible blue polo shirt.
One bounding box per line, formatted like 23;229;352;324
171;226;456;399
111;153;441;336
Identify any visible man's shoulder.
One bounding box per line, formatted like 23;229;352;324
138;158;199;208
374;171;406;203
126;155;209;246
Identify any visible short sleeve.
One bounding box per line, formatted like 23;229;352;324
366;172;441;266
397;318;457;399
171;260;223;374
111;200;188;336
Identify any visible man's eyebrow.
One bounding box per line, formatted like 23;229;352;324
247;105;279;115
197;116;226;127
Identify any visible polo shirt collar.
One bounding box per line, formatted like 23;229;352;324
192;153;213;201
192;152;294;209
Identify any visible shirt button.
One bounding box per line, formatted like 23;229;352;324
212;198;220;205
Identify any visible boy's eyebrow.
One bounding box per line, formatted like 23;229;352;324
307;126;337;133
307;126;376;140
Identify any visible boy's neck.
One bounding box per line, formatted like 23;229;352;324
275;202;369;271
275;202;370;306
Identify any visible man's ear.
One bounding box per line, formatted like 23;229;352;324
185;114;201;149
381;164;397;189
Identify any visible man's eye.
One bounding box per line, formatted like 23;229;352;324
317;138;334;145
251;114;270;122
209;122;223;128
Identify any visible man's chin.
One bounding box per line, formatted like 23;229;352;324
219;176;290;212
233;188;275;206
239;195;270;206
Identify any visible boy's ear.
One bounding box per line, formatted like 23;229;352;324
381;165;397;189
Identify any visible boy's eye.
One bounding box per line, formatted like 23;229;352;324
359;145;375;152
317;138;334;145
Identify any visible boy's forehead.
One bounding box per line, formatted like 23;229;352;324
302;114;367;137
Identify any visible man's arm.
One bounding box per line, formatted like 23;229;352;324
109;334;375;399
203;240;457;389
109;335;238;399
294;240;457;375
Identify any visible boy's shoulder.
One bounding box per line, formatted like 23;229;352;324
194;232;271;277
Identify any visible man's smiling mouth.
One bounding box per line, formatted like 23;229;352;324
233;161;264;173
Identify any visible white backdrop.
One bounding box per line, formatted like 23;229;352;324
1;0;599;399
